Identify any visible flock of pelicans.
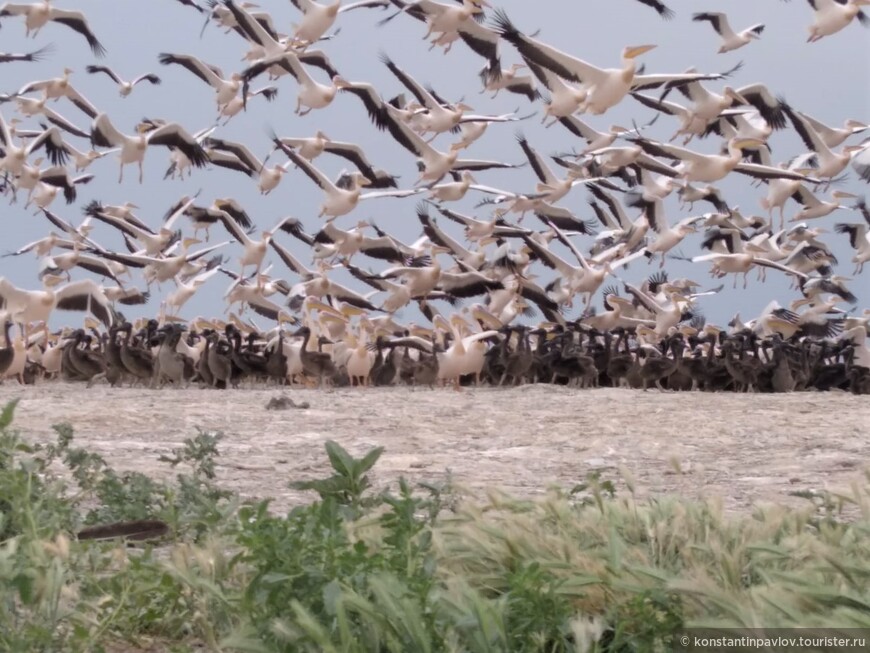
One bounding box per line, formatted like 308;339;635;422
0;0;869;394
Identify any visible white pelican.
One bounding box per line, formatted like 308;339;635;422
381;55;518;136
243;51;346;115
289;0;389;45
83;196;194;256
162;268;220;318
479;62;539;101
158;53;244;108
691;252;806;288
273;132;398;187
273;139;421;219
493;9;726;115
802;0;870;42
219;85;278;124
795;112;868;148
0;115;68;175
89;239;231;287
381;0;500;71
202;136;292;194
692;12;764;53
0;276;113;341
630;136;812;184
13;95;91;139
789;187;858;222
215;212;297;277
16;67;99;119
90;114;208;183
784;104;867;180
835;202;870;273
0;1;106;56
85;65;161;97
644;208;703;267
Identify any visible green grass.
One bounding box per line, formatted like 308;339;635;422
1;398;869;652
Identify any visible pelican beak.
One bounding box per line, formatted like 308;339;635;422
626;44;657;59
341;304;367;318
832;191;858;200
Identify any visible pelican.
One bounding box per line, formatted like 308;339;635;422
835;201;870;273
158;53;244;108
201;136;292;194
215;212;297;277
629;136;812;184
493;9;725;115
90;114;208;183
479;62;539;102
85;65;161;98
218;86;278;123
16;67;99;119
784;104;867;180
0;1;106;56
273;132;398;188
691;252;807;288
692;12;764;53
795;112;868;149
288;0;389;45
789;187;858;222
803;0;870;42
272;138;422;219
242;51;346;115
0;276;113;342
0;115;68;175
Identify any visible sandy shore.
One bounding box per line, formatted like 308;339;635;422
1;383;867;513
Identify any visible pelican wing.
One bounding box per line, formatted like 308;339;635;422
48;8;106;57
158;52;225;87
54;279;113;325
491;9;607;86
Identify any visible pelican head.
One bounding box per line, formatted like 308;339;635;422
315;130;332;142
331;75;351;89
62;67;74;76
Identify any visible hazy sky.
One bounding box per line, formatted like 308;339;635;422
1;0;868;326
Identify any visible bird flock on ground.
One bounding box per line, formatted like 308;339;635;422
0;0;869;393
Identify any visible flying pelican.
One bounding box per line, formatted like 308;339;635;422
629;136;813;184
90;114;209;183
0;1;106;56
158;53;244;108
0;115;68;176
784;103;867;180
479;62;539;101
85;65;161;98
16;67;99;119
272;138;422;219
493;9;727;115
273;131;398;187
801;0;870;42
203;136;294;194
288;0;389;45
381;0;501;71
0;276;113;342
692;12;764;53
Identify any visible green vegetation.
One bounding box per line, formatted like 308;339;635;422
1;398;869;652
